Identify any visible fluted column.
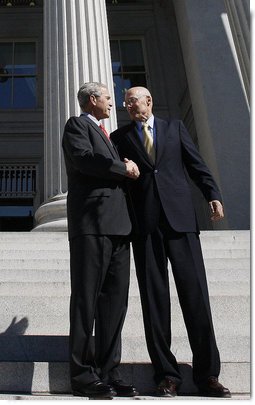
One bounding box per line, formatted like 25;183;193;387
33;0;116;231
224;0;250;102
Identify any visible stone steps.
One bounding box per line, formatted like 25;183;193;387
0;361;250;396
0;248;250;258
0;334;249;363
0;294;249;334
0;266;249;283
0;230;250;395
0;257;250;270
0;279;250;295
0;230;249;238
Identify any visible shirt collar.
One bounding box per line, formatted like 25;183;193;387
81;112;100;126
136;114;154;130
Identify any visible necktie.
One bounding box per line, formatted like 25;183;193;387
99;124;110;140
142;123;155;162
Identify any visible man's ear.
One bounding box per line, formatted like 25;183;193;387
146;96;152;106
90;94;97;106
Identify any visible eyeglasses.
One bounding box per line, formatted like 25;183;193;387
122;95;147;108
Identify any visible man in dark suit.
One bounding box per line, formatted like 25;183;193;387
62;82;139;398
111;86;231;398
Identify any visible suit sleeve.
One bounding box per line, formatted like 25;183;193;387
179;121;222;203
63;117;127;180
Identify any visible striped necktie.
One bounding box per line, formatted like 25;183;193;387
142;123;155;162
99;124;110;140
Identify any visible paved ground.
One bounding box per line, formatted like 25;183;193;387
0;393;250;400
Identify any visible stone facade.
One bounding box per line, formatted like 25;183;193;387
0;0;250;231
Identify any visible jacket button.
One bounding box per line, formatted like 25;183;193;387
154;169;158;174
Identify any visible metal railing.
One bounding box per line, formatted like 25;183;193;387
0;0;37;7
0;165;37;198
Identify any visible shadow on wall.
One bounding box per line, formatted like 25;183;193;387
0;316;69;362
48;363;201;396
0;316;70;393
0;319;199;395
0;316;29;335
0;316;34;393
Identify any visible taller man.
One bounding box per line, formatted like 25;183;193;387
62;82;139;398
111;86;231;398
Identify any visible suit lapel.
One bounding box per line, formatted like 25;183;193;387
82;115;118;159
155;118;169;164
111;141;120;157
125;119;170;166
125;122;154;167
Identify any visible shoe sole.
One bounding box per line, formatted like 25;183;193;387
115;391;139;397
156;392;177;397
199;392;232;398
73;390;116;398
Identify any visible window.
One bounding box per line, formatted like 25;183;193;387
110;39;147;107
0;41;37;109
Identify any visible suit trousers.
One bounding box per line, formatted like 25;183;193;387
69;234;130;388
132;218;220;386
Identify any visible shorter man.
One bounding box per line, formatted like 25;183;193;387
62;82;139;398
111;86;231;398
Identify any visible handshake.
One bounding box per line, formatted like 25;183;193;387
124;158;140;180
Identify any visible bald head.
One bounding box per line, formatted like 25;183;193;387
126;86;152;98
124;86;153;122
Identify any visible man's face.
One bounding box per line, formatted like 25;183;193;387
125;89;151;122
92;87;112;120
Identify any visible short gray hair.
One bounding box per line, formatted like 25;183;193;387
77;82;107;109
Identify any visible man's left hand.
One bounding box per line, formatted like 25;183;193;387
209;200;224;221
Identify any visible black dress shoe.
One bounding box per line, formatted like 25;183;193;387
156;376;177;397
198;376;231;398
73;380;117;398
110;380;139;397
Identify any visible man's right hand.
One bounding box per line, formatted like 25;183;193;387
124;158;140;180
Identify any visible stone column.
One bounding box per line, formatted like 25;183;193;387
224;0;250;102
33;0;116;231
173;0;250;230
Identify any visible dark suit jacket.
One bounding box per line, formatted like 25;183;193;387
62;115;131;239
111;118;222;234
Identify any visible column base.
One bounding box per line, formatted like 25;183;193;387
32;193;68;232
